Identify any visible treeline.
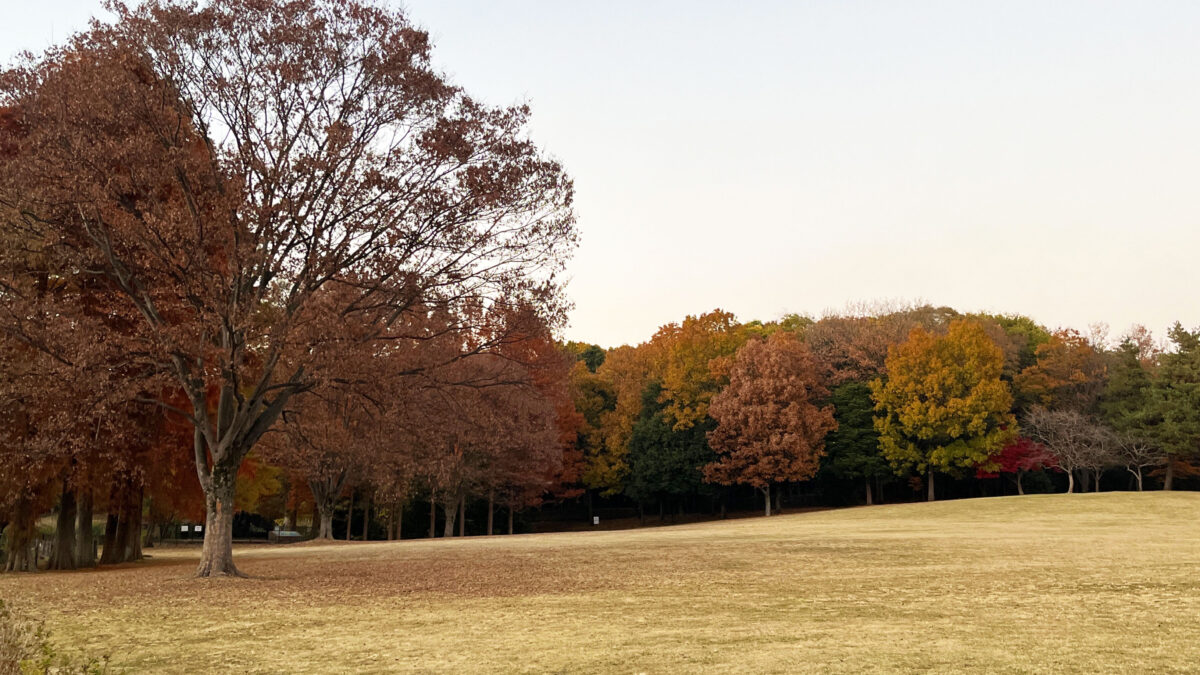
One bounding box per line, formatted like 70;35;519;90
562;305;1200;518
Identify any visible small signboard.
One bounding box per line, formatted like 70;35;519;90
181;525;189;532
195;525;203;532
592;516;600;526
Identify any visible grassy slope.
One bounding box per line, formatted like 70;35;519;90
3;492;1200;673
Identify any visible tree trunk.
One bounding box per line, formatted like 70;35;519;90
927;470;936;501
774;487;782;515
1066;470;1075;493
76;488;95;568
429;494;436;538
457;495;466;537
507;507;514;535
345;488;355;541
195;471;241;577
442;499;457;538
126;484;144;562
763;484;772;517
1135;468;1144;491
2;499;36;573
865;477;873;506
1017;470;1025;496
100;511;119;565
1094;469;1102;493
361;493;370;541
317;507;334;540
1164;460;1174;491
396;503;403;541
487;489;494;536
50;481;77;571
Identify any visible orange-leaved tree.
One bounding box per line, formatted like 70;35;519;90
704;332;836;516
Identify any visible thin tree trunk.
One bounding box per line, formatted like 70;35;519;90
763;484;772;517
487;489;494;536
429;494;436;538
396;503;403;541
195;470;241;577
774;487;782;515
507;506;514;535
1067;470;1075;493
927;470;936;502
457;495;465;537
1164;459;1175;490
76;487;95;568
1136;468;1144;491
361;492;370;541
50;481;77;570
865;477;873;506
1017;470;1025;495
345;488;355;541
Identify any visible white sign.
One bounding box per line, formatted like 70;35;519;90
592;516;600;526
195;525;203;532
180;525;189;532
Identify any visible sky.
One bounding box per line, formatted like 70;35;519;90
4;1;1200;348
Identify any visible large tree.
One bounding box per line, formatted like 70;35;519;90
1147;323;1200;489
871;320;1016;501
704;333;836;516
0;0;575;576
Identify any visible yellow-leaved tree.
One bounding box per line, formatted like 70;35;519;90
871;320;1016;500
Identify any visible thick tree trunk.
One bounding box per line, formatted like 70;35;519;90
50;481;77;571
927;471;936;502
763;484;772;517
127;485;144;562
487;490;494;536
76;488;95;568
507;507;514;535
317;508;334;540
195;472;241;577
443;500;457;538
345;488;355;541
865;477;873;506
2;499;36;573
1164;460;1174;491
458;496;465;537
100;511;120;565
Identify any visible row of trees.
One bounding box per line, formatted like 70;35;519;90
0;0;577;575
565;306;1200;517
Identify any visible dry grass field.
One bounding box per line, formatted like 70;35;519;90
3;492;1200;673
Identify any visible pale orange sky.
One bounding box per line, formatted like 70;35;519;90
7;1;1200;348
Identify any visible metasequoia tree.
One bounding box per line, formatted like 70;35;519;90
872;320;1016;501
0;0;574;575
704;333;836;516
